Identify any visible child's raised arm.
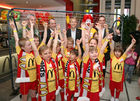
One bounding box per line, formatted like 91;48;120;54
63;29;67;48
124;38;136;55
97;28;103;49
83;33;89;57
52;30;58;54
76;39;82;59
41;22;48;44
10;20;19;47
100;34;113;54
110;39;114;55
29;20;34;38
61;39;65;57
27;26;39;57
81;23;86;47
58;30;64;41
21;20;27;38
47;32;54;48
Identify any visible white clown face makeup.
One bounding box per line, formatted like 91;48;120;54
85;19;91;26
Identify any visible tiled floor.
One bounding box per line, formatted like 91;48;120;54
0;69;140;101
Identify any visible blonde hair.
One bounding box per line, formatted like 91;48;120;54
114;45;123;55
18;38;29;48
67;37;74;44
88;38;98;44
70;17;77;22
39;45;52;55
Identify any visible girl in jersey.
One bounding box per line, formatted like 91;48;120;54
79;32;112;101
109;38;136;101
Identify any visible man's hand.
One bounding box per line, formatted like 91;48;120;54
104;24;108;29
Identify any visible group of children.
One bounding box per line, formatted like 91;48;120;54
10;16;136;101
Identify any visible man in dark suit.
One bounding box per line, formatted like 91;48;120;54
96;16;121;77
41;18;56;44
66;17;82;48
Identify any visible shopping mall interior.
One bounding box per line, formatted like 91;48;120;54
0;0;140;101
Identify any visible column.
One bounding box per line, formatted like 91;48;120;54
121;0;125;15
111;0;115;25
130;0;136;15
99;0;102;13
100;0;106;13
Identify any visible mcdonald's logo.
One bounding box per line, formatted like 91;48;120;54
93;70;99;78
47;69;54;78
40;65;45;77
114;63;122;70
28;58;35;67
69;70;75;78
58;60;61;66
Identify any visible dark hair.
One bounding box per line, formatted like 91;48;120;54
99;16;106;20
34;34;39;38
70;49;78;56
67;37;74;44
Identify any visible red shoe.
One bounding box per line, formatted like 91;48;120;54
136;96;140;100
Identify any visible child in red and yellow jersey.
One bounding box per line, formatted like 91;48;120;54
63;29;74;58
61;39;82;101
109;38;136;101
79;33;112;101
27;25;59;101
10;20;37;101
55;42;65;101
81;25;108;97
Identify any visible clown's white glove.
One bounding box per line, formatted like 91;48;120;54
99;87;105;97
77;97;90;101
64;94;68;100
55;86;61;95
74;92;79;97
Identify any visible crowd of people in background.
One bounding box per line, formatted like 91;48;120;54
9;14;140;101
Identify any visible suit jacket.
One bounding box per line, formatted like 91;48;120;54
66;28;82;41
66;28;84;55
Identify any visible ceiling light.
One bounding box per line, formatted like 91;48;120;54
0;5;12;9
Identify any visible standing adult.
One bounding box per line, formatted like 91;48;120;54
66;17;82;48
41;18;56;44
26;14;40;39
131;24;140;56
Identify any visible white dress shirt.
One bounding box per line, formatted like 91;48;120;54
71;29;76;47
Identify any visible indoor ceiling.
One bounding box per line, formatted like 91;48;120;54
0;0;65;9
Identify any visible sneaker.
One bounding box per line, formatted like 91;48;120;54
115;98;119;101
136;96;140;100
110;97;115;101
